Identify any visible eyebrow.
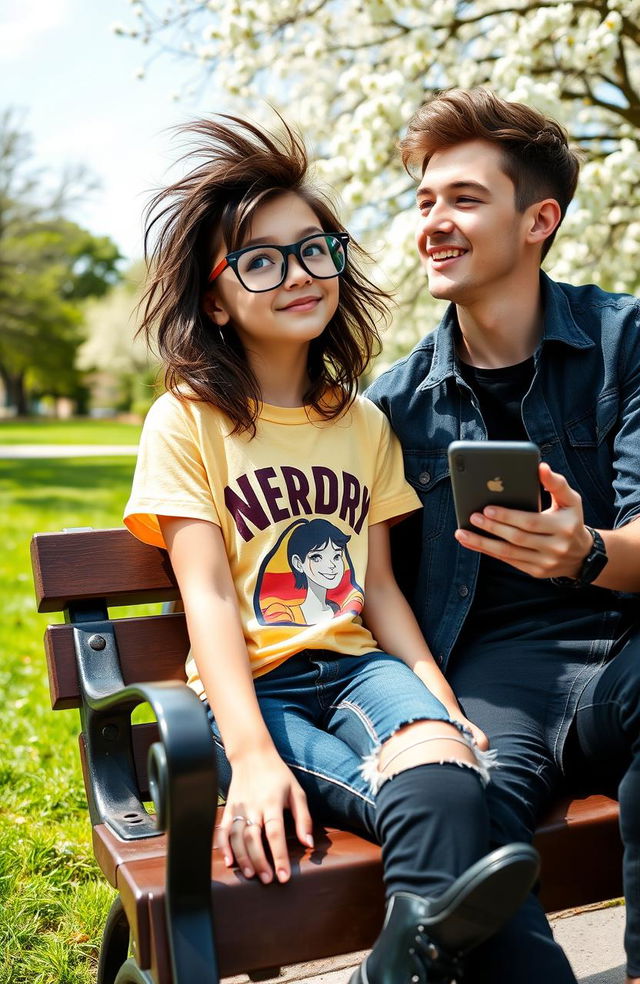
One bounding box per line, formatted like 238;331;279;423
242;225;324;247
416;180;491;200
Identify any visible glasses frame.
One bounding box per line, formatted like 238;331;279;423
208;231;350;293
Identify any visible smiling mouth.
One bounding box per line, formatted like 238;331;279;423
430;248;467;262
281;296;321;311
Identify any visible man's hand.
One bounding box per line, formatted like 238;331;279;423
454;462;593;579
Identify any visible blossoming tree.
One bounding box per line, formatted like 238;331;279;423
117;0;640;359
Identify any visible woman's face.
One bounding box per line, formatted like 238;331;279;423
292;539;345;590
205;192;340;358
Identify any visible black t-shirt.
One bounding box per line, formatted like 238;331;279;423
455;357;595;643
458;357;534;443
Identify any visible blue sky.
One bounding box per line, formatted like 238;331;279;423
2;0;218;263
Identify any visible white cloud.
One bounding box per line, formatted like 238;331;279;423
0;0;71;60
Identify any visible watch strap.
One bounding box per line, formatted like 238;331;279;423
551;526;608;587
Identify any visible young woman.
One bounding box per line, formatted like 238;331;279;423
124;115;538;984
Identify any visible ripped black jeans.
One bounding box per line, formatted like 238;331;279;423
448;620;640;982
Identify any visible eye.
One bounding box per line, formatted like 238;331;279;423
309;553;322;563
332;553;342;563
246;252;276;271
457;197;480;205
302;241;327;258
418;199;434;212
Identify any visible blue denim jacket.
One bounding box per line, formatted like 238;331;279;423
366;273;640;669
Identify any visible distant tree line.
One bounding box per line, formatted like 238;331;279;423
0;110;121;415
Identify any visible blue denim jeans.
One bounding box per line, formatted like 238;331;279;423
208;649;453;838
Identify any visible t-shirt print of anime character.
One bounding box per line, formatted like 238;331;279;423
255;518;365;627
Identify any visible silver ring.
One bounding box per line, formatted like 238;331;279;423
246;817;260;827
231;815;247;824
264;818;280;825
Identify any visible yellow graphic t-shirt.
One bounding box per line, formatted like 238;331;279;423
124;392;420;693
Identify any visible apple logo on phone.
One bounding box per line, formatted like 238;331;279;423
487;477;504;493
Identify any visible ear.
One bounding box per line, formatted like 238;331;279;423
202;289;231;326
291;555;303;573
525;198;562;248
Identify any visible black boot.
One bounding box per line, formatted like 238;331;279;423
351;892;462;984
350;842;540;984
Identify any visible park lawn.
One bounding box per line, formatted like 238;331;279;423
0;418;142;446
0;456;143;984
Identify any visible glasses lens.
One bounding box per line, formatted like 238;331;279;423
236;246;285;291
299;235;346;279
234;235;346;291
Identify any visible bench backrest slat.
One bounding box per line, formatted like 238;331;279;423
45;614;190;710
31;529;178;613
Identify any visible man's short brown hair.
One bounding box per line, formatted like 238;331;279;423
401;88;580;258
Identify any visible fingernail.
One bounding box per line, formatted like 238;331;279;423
260;872;272;884
277;868;289;882
224;854;232;866
243;867;253;878
484;507;496;517
305;834;314;848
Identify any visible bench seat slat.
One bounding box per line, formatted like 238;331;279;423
95;821;385;980
45;614;189;709
31;529;178;612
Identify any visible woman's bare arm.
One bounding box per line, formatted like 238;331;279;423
159;515;313;883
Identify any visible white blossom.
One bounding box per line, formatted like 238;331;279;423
119;0;640;362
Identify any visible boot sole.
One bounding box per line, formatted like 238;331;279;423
421;843;539;955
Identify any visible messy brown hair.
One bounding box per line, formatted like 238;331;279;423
139;115;389;434
401;88;580;259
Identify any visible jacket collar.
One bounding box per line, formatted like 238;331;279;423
419;271;594;391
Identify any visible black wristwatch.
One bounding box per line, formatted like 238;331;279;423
551;526;608;587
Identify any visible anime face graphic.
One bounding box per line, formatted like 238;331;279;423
255;518;364;627
291;539;345;592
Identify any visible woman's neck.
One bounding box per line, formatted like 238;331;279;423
247;343;311;407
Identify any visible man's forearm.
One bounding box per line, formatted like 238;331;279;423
595;517;640;592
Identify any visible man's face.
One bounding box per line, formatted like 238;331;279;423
415;139;535;307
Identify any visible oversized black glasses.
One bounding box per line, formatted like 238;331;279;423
208;232;349;293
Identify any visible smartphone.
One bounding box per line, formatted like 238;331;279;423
447;440;541;532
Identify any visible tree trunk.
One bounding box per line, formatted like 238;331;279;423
0;364;29;415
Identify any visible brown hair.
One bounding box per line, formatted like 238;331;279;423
139;115;388;434
401;88;580;258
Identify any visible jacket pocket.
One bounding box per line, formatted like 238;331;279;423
565;390;618;447
403;450;450;541
564;391;618;510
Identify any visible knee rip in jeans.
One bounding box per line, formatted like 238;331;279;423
360;719;498;794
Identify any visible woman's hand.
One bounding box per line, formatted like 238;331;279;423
455;713;490;751
217;749;314;884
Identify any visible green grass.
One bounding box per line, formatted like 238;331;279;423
0;418;141;446
0;454;140;984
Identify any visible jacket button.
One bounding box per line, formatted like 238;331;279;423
458;584;469;598
419;470;431;486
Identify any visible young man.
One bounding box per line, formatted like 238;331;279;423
367;87;640;983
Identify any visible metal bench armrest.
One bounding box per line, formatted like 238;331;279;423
73;617;219;984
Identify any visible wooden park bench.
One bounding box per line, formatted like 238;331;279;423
30;527;624;984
